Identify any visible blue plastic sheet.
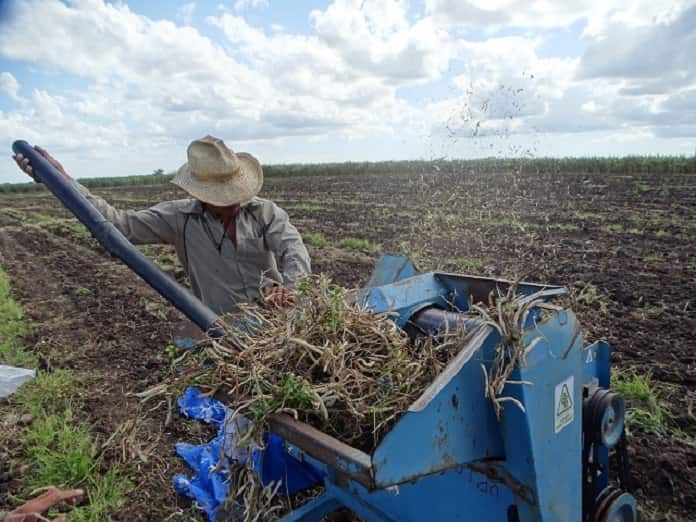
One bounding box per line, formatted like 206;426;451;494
173;387;324;521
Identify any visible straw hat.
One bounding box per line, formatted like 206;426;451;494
172;136;263;206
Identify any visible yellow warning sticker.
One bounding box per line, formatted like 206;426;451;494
554;376;574;433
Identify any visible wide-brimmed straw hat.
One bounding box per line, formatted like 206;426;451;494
172;136;263;206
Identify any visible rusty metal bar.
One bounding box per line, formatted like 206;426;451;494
268;413;373;488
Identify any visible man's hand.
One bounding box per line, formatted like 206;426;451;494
13;146;71;182
263;286;294;308
5;487;84;522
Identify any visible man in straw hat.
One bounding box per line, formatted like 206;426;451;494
13;136;310;313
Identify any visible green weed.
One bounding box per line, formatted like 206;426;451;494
632;305;665;319
551;223;580;231
21;410;133;520
286;202;324;212
152;252;178;271
61;221;91;240
252;373;320;423
70;468;133;522
23;212;59;225
139;246;179;271
0;208;28;221
611;369;669;434
0;268;35;367
337;238;380;253
22;409;95;490
483;217;515;226
573;211;597;221
15;369;83;415
302;232;327;247
642;254;663;263
448;257;483;272
2;269;130;519
75;287;92;297
2;209;92;240
277;374;318;410
15;371;131;519
655;229;671;238
606;223;624;233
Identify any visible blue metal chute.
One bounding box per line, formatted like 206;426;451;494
366;255;417;287
274;266;635;522
11;140;219;333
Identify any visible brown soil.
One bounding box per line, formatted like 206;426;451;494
0;166;694;520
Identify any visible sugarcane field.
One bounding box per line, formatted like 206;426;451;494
1;2;695;522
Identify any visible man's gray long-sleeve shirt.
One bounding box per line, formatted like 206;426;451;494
74;182;311;314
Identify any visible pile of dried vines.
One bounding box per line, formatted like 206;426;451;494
205;274;463;451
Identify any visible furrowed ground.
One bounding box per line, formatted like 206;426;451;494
1;164;694;521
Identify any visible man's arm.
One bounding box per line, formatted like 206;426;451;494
73;183;181;245
263;202;311;287
14;146;180;245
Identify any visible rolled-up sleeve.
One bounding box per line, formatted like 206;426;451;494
263;202;311;286
72;181;181;245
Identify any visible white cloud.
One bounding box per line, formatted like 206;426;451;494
578;5;696;90
233;0;268;11
0;0;694;182
425;0;693;32
0;71;22;102
581;100;598;113
310;0;450;82
176;2;196;25
207;9;424;132
0;0;424;174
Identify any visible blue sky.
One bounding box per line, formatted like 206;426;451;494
1;0;695;182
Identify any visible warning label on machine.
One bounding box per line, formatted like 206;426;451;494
554;376;574;433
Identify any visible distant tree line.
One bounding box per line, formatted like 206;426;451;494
2;156;696;193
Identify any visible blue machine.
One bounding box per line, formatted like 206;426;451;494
12;140;637;522
271;257;635;522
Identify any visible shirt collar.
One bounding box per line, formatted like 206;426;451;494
180;197;261;215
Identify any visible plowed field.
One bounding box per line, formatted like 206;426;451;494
1;167;694;520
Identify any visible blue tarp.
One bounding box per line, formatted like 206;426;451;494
173;387;325;521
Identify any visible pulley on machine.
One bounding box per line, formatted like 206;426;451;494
583;385;634;522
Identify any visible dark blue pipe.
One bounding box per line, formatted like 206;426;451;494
12;140;220;333
409;306;484;336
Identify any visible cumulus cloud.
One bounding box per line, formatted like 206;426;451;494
0;71;22;101
176;2;196;25
0;0;426;170
310;0;450;82
578;5;696;91
0;0;694;181
425;0;692;33
234;0;268;11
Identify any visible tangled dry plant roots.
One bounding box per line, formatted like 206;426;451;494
205;274;464;452
471;283;560;419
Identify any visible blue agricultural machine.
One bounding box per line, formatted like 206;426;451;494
13;140;637;522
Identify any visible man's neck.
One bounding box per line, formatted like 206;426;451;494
204;203;241;241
